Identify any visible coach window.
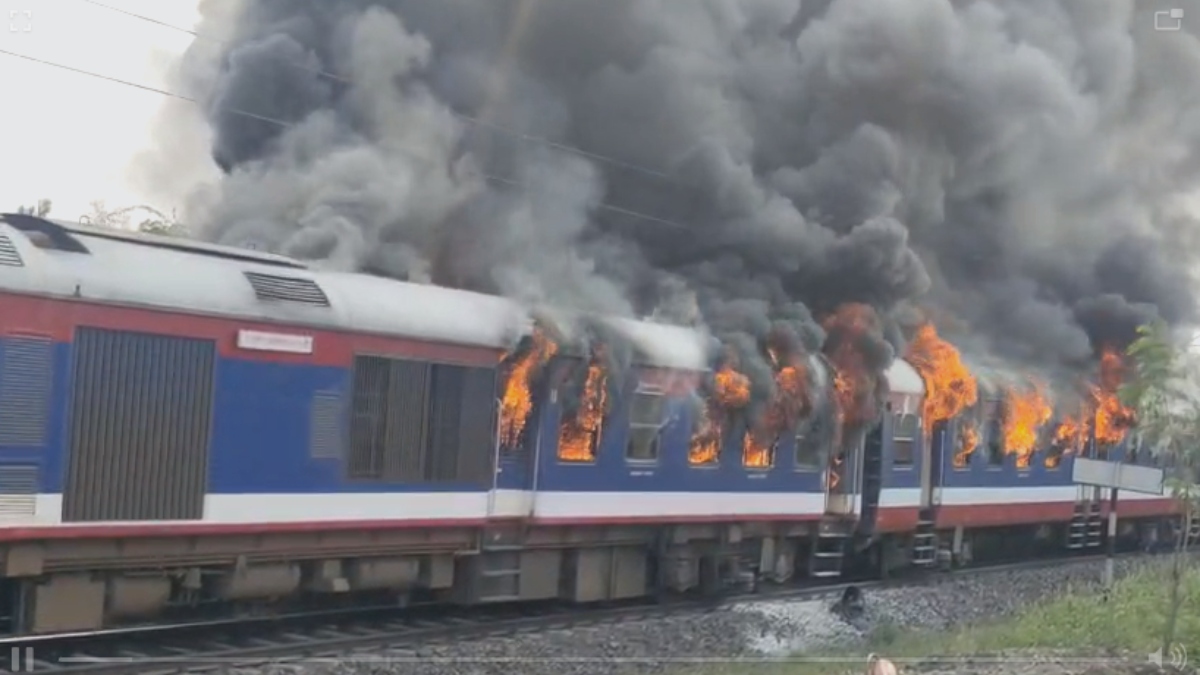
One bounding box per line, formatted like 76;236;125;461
626;387;665;463
985;416;1004;468
953;421;975;470
795;419;822;470
892;413;918;467
1044;442;1063;470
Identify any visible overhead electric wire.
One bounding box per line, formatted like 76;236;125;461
79;0;684;186
0;47;687;230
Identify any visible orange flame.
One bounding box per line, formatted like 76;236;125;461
741;359;810;468
1046;349;1136;465
823;303;879;428
742;432;773;468
905;323;978;433
1046;348;1136;465
689;358;751;465
714;361;752;408
689;407;722;465
557;353;608;463
1002;380;1052;469
954;423;979;468
1092;348;1136;447
1050;407;1087;467
820;304;884;495
498;327;558;449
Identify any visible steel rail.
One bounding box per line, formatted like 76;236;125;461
0;550;1162;675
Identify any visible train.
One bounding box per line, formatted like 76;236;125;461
0;211;1180;635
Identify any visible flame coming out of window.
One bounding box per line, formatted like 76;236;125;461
823;304;880;428
1092;348;1136;446
742;350;811;469
1002;380;1052;469
1047;348;1136;464
498;327;558;450
689;357;751;465
905;323;978;435
558;353;609;463
953;422;980;468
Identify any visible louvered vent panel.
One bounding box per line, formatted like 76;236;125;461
310;390;344;459
0;235;23;267
0;465;38;518
0;337;53;446
62;328;214;522
244;272;330;307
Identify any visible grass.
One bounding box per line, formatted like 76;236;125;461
700;560;1200;675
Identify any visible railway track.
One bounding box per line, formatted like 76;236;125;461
0;551;1156;675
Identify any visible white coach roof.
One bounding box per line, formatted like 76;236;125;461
886;358;926;396
0;215;706;367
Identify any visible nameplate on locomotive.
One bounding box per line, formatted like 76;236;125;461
236;329;314;354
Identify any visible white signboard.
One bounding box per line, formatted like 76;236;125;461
236;330;314;355
1072;457;1165;495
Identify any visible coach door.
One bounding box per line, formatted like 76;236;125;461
824;434;860;516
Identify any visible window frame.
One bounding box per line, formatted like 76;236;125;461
555;358;605;465
794;419;823;472
891;412;918;468
1043;441;1064;470
981;400;1005;469
625;385;666;465
952;420;975;471
985;418;1005;468
742;427;777;471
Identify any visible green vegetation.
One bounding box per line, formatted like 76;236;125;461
1121;321;1200;650
701;564;1200;675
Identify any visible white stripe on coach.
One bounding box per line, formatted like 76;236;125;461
0;488;1173;530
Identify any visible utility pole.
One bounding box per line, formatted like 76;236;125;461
1104;486;1118;597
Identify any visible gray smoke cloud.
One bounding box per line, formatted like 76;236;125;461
153;0;1200;397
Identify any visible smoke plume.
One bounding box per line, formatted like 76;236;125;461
150;0;1200;399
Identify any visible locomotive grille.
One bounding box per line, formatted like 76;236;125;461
0;465;38;518
0;336;53;447
63;328;215;522
0;235;24;267
310;390;345;460
243;272;331;307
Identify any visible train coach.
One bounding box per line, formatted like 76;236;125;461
0;213;1181;636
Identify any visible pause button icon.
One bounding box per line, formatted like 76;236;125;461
10;647;34;671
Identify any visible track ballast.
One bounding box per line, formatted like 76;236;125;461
0;550;1156;675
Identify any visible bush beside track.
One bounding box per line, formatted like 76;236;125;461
710;558;1200;675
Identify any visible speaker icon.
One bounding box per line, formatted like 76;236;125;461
1149;644;1188;669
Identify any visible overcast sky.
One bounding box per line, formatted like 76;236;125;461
0;0;201;220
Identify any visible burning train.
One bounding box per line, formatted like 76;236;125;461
0;212;1178;636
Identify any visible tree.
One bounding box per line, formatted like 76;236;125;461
14;199;51;217
1120;320;1200;653
79;201;185;237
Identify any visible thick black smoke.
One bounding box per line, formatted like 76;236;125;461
154;0;1200;391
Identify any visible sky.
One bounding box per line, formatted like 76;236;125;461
0;0;203;220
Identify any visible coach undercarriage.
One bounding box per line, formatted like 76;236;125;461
0;509;1176;636
0;519;829;635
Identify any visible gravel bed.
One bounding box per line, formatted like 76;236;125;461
215;556;1161;675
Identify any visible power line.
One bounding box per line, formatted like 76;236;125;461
79;0;683;185
0;47;686;230
0;48;287;128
